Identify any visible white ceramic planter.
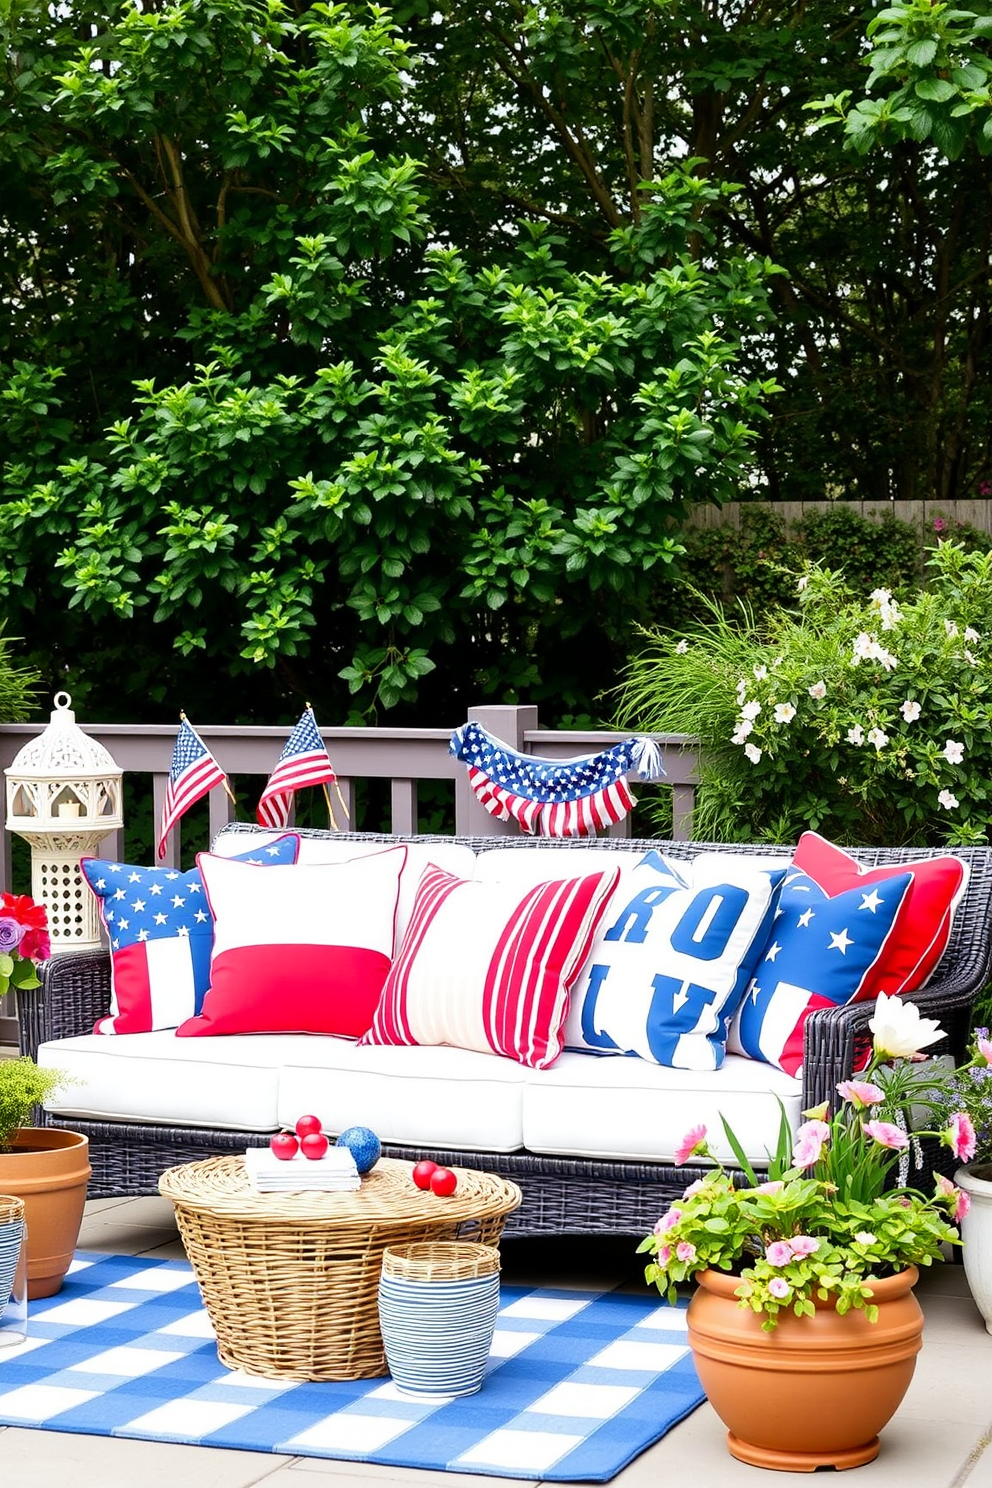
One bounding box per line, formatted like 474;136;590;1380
955;1163;992;1335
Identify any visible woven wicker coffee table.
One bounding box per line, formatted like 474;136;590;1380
158;1154;521;1381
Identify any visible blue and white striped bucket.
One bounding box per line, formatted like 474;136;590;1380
378;1242;500;1398
0;1196;27;1346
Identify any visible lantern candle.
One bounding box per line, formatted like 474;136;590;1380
57;802;82;819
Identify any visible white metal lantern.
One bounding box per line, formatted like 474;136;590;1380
4;692;123;954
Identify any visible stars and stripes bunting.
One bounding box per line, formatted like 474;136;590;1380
157;716;231;860
449;721;666;838
257;705;340;829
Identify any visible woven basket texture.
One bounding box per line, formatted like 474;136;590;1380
382;1241;501;1283
159;1155;520;1381
0;1197;24;1226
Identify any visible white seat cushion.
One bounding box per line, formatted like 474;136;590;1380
521;1052;803;1165
37;1032;299;1130
276;1041;527;1152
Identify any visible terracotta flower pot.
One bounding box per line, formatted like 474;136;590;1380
0;1128;91;1299
686;1265;923;1471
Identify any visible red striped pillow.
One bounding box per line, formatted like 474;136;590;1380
361;863;621;1069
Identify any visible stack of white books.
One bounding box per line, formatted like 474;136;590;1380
244;1145;361;1193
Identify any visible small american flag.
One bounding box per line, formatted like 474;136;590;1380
449;722;665;837
257;706;337;829
157;717;229;859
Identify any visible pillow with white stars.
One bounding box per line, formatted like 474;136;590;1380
82;835;300;1035
727;865;915;1077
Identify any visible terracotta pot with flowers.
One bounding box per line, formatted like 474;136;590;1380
930;1023;992;1333
0;891;90;1299
639;994;975;1472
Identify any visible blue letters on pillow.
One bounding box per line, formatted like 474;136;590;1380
82;834;300;1035
563;852;785;1070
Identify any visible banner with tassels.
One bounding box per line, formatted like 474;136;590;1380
449;721;665;837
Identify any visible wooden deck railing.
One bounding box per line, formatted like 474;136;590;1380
0;703;700;1042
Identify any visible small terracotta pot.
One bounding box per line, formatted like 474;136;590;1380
687;1266;923;1471
0;1129;91;1298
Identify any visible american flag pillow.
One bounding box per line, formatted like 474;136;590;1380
83;835;300;1036
361;863;621;1069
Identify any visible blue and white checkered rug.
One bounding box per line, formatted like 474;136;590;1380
0;1252;704;1481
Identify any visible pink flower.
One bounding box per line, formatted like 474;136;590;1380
792;1118;830;1169
863;1120;910;1151
935;1173;971;1224
654;1207;682;1235
682;1179;706;1199
945;1112;977;1162
976;1037;992;1066
837;1080;884;1108
765;1240;794;1266
676;1242;697;1263
788;1236;820;1259
657;1245;672;1266
767;1278;791;1300
674;1124;709;1164
756;1180;785;1194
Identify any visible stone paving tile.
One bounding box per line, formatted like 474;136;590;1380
0;1427;293;1487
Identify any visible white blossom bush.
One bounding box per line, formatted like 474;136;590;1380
616;541;992;847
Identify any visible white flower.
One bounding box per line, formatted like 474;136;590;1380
847;724;865;746
851;631;875;662
731;722;753;744
866;727;889;751
675;639;689;654
868;992;945;1061
808;681;827;700
899;700;921;722
964;649;977;666
744;742;762;764
736;678;748;703
753;664;768;681
965;626;980;643
877;647;897;671
773;702;797;724
945;619;959;638
942;739;965;765
870;588;892;607
740;700;761;721
938;789;959;810
797;575;809;593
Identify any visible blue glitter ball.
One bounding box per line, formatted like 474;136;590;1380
336;1126;381;1174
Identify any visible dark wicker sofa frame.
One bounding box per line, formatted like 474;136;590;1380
16;830;992;1238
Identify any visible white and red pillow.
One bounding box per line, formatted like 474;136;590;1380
791;831;967;994
361;863;621;1069
176;846;407;1038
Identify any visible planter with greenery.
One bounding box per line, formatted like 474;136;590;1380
639;993;973;1468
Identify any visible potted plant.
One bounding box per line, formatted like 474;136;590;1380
931;1023;992;1333
639;993;974;1471
0;891;90;1299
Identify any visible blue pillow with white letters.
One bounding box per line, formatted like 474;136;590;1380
562;851;785;1071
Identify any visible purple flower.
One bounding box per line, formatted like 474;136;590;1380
0;918;25;954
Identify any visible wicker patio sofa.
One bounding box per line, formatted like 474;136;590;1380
16;830;992;1238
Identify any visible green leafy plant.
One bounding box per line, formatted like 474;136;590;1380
638;994;975;1330
616;540;992;847
0;1058;72;1153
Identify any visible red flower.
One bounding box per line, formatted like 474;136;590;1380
0;894;50;960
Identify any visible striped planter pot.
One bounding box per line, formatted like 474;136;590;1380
378;1242;501;1398
0;1196;28;1347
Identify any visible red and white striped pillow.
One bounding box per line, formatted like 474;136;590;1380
361;863;621;1069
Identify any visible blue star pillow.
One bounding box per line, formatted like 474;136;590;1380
727;867;915;1076
82;835;300;1035
563;850;786;1071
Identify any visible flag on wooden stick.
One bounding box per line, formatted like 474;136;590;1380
257;705;345;829
158;715;232;859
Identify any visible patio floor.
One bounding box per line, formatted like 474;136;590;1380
1;1196;990;1486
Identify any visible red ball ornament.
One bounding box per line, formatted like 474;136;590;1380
269;1132;299;1161
300;1131;330;1160
295;1114;323;1138
430;1166;458;1196
412;1160;438;1190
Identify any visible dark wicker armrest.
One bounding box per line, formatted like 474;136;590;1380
16;951;111;1058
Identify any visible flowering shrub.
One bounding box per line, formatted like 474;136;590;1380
0;1057;70;1152
0;892;50;997
931;1027;992;1167
639;994;972;1330
616;540;992;847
